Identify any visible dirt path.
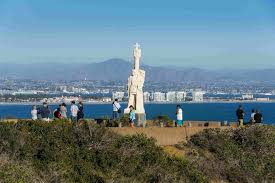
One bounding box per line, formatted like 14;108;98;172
111;126;231;146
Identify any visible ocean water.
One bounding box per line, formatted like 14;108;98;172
0;103;274;124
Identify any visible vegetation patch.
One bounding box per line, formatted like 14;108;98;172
1;120;274;183
186;126;275;183
0;120;204;183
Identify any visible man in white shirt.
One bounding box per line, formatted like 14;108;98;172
176;105;183;127
112;99;121;120
250;109;256;124
70;101;79;125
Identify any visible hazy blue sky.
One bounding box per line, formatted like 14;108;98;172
0;0;275;69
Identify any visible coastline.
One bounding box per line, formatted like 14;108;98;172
1;100;275;105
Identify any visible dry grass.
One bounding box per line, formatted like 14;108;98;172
163;146;185;159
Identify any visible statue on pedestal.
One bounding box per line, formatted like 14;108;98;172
124;43;146;125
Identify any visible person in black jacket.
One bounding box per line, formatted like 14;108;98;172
254;110;263;124
40;102;51;122
236;105;245;127
77;102;84;122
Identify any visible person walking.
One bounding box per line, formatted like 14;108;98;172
60;103;67;119
236;105;245;127
40;102;51;122
31;105;38;120
254;110;263;124
176;105;183;127
112;99;121;120
129;105;135;128
77;102;84;122
70;101;79;126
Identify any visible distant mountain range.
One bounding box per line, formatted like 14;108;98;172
1;58;275;82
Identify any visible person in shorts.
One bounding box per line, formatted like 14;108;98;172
176;105;183;127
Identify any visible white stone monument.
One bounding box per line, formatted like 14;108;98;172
124;43;146;126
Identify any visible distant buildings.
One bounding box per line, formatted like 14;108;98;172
192;90;204;102
152;92;166;102
11;90;45;95
102;97;112;102
60;86;67;93
112;92;125;101
256;98;270;102
176;91;186;102
166;91;177;102
242;94;253;100
143;92;151;102
71;87;89;94
147;91;187;102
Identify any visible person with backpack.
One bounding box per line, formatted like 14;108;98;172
112;99;121;120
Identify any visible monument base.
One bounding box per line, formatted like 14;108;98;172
135;113;146;127
124;108;146;127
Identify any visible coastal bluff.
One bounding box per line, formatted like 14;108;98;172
2;119;237;146
0;120;273;182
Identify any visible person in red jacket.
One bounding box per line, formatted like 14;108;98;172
54;105;62;119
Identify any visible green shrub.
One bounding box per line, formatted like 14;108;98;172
119;114;130;127
153;115;174;127
0;155;43;183
0;120;205;182
187;126;275;183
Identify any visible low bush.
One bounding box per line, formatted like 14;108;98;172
119;113;130;127
3;120;272;182
0;120;205;183
152;115;174;127
187;126;275;183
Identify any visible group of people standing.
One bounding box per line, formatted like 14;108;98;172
112;100;184;128
175;104;264;128
30;98;136;127
30;101;264;128
236;105;263;127
112;99;135;127
31;101;84;125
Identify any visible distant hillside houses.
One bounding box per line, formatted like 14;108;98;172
111;91;188;103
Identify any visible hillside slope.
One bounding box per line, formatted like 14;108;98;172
1;59;275;82
0;121;274;183
0;120;204;183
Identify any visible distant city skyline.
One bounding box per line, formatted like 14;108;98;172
0;0;275;69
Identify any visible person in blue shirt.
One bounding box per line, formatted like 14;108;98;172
129;105;135;128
